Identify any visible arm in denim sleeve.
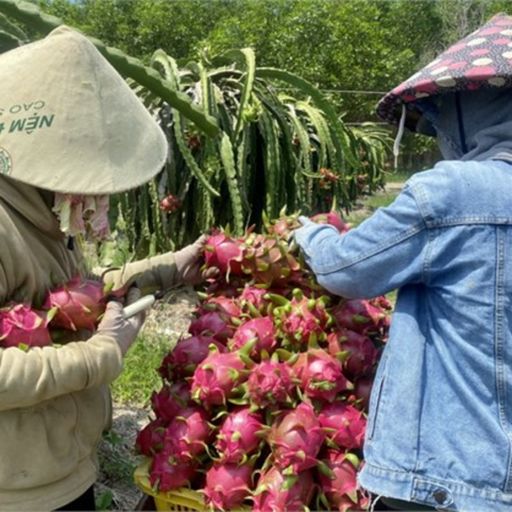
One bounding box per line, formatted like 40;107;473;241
294;184;429;299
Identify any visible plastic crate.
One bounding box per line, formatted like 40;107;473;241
134;459;206;512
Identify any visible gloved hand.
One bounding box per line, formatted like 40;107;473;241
97;286;145;356
174;235;219;286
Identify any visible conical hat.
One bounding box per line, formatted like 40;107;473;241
0;26;168;194
377;13;512;131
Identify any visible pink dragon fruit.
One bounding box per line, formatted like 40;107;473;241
273;290;331;347
327;328;379;380
331;298;388;335
163;406;211;461
203;462;253;511
203;231;244;276
149;449;197;492
214;407;264;463
0;304;52;349
264;212;301;240
188;311;234;341
293;349;349;402
318;401;366;450
198;295;242;319
150;382;192;422
158;335;225;379
43;276;107;331
191;350;249;407
246;359;296;408
252;466;315;511
318;450;369;512
350;376;373;412
268;402;326;473
239;285;270;314
135;418;166;456
311;211;350;233
228;316;277;358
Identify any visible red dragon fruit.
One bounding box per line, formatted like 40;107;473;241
159;193;181;213
239;285;270;313
158;335;225;379
228;316;277;358
246;359;296;408
150;382;192;422
318;401;366;450
350;376;373;412
311;211;350;234
135;418;166;457
204;231;244;276
273;290;331;347
268;402;326;473
43;276;107;331
327;328;379;380
188;311;234;341
163;406;211;461
252;466;315;511
198;295;242;319
331;298;388;335
214;407;264;463
0;304;53;349
318;450;369;512
149;449;197;492
203;462;253;511
191;349;249;407
293;349;349;402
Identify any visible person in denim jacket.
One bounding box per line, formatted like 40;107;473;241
295;13;512;512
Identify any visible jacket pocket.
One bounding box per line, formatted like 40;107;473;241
367;372;386;441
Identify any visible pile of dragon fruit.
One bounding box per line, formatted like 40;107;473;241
135;212;392;511
0;276;120;349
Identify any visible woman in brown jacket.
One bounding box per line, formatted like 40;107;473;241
0;27;205;511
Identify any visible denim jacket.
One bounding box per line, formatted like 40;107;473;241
295;159;512;511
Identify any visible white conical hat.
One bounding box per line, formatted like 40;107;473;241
0;26;168;194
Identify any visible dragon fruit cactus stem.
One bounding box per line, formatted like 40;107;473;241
203;462;253;511
268;402;326;473
214;407;264;463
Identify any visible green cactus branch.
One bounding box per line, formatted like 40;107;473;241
0;0;219;137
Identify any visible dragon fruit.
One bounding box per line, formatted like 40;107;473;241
311;211;350;234
268;402;326;473
319;401;366;450
203;462;253;511
191;349;249;407
252;466;315;511
163;406;211;461
293;349;348;402
0;304;53;349
273;290;331;347
239;285;270;314
150;382;192;422
246;359;296;408
198;295;242;319
149;449;197;492
351;376;373;411
331;298;388;335
228;316;277;357
42;276;107;331
318;450;369;512
327;328;379;380
135;418;166;457
188;311;234;341
214;407;264;463
159;193;181;213
158;335;225;380
204;231;244;276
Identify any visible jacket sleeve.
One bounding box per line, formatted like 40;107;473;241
0;334;123;411
294;183;430;299
100;251;178;294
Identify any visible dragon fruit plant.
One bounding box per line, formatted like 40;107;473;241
135;211;392;511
